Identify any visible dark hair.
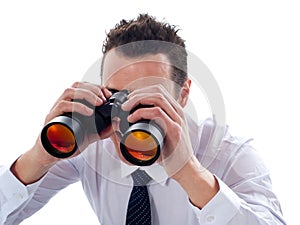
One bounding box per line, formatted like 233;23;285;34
101;14;188;87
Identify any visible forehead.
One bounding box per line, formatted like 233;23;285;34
102;49;172;91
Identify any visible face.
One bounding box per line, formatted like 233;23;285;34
101;49;190;163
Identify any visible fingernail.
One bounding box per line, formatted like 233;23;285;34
127;114;133;122
121;101;129;110
96;97;103;104
99;97;106;103
86;107;93;114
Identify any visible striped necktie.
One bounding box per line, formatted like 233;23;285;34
126;169;152;225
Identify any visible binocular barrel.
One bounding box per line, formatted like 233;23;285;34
40;91;164;166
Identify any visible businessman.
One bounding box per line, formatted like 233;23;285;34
0;14;286;224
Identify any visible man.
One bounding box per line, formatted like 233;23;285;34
0;14;286;224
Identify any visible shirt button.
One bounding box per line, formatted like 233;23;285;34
13;193;24;200
206;215;215;223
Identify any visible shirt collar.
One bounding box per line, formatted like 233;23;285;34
120;160;169;186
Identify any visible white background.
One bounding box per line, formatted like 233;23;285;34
0;0;297;224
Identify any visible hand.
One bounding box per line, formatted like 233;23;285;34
43;81;113;157
121;84;194;177
11;82;113;184
121;84;219;208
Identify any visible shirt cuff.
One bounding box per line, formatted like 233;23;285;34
190;175;240;224
0;166;42;211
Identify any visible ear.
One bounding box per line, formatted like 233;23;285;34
178;78;191;107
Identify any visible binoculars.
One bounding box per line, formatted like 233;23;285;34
40;90;164;166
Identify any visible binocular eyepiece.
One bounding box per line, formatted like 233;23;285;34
40;90;164;166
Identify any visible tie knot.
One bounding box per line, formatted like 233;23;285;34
131;169;152;186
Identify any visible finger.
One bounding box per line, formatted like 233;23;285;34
125;94;182;124
64;87;104;106
72;82;108;102
127;107;182;135
101;86;113;98
124;85;183;116
46;100;94;123
72;82;113;103
52;84;106;112
122;86;184;122
127;107;184;153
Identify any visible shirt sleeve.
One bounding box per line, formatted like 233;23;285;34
190;143;287;225
0;165;43;224
189;176;239;224
0;156;81;225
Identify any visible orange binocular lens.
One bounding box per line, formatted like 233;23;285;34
46;124;76;154
124;131;158;161
41;115;83;158
120;121;163;166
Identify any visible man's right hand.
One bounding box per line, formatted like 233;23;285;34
10;82;112;185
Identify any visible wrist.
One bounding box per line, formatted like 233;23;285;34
11;138;58;185
171;155;205;182
172;155;219;208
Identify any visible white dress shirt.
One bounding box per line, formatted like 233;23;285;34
0;116;286;225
